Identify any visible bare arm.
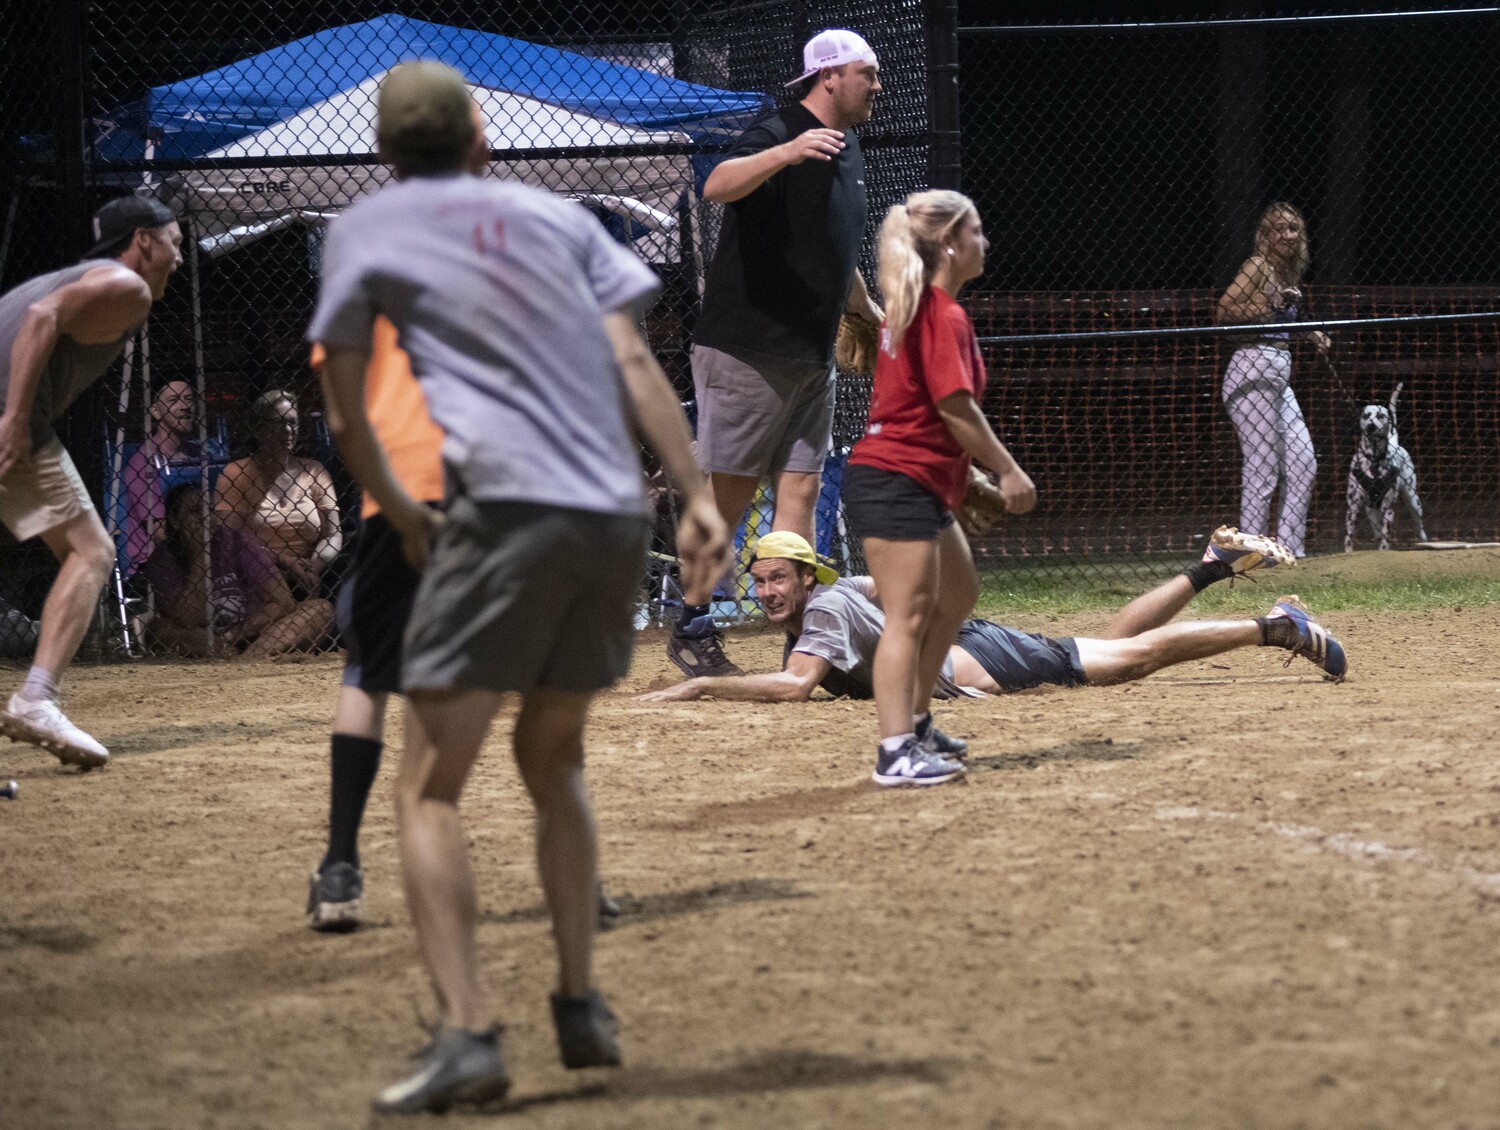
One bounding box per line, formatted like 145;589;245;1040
640;649;829;703
0;266;151;476
319;347;441;570
703;129;848;203
307;461;344;571
936;391;1037;514
602;311;729;595
845;270;883;322
1215;256;1273;325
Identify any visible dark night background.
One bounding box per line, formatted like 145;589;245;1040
0;0;1495;600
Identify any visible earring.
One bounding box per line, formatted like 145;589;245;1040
946;248;954;255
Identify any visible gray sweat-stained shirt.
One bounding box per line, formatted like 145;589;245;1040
0;259;138;447
308;174;661;518
785;578;967;700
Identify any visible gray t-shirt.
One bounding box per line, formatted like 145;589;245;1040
308;175;661;517
785;577;964;700
0;259;137;447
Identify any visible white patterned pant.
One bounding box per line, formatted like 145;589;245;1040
1222;346;1316;557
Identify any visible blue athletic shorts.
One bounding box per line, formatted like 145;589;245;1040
954;619;1086;692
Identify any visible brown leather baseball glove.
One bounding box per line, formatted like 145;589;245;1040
957;464;1006;537
835;312;880;376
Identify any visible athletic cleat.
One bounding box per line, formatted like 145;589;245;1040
0;693;109;769
914;713;968;759
871;738;967;788
372;1024;510;1115
667;615;743;678
1266;594;1347;681
551;988;622;1069
1203;525;1295;582
307;862;363;932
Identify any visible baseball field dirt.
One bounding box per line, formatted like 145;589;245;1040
3;549;1498;1129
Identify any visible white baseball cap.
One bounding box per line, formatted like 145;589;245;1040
784;29;878;88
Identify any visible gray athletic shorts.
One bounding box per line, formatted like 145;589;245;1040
954;619;1087;693
402;491;650;696
691;344;835;477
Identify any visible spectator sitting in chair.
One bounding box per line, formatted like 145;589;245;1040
216;388;342;598
641;527;1346;707
122;379;227;571
143;483;332;658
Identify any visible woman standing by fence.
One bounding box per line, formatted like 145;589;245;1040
1216;202;1331;558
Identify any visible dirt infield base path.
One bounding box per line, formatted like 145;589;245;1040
3;598;1498;1129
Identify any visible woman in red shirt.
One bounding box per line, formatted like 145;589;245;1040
843;190;1035;787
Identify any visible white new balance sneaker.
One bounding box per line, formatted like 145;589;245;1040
0;693;109;768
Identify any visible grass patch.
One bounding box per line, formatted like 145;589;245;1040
976;548;1500;620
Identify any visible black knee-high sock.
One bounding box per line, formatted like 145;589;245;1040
1184;559;1233;593
323;734;383;870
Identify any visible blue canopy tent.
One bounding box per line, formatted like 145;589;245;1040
75;17;766;651
89;15;765;261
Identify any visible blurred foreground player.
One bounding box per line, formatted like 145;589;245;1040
0;197;182;768
311;62;729;1114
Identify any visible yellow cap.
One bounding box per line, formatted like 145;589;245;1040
753;532;838;585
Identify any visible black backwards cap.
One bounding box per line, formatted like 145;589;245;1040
85;196;177;259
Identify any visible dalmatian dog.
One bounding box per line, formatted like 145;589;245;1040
1345;382;1429;551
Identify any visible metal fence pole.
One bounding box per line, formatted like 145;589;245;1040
52;0;89;264
925;0;960;190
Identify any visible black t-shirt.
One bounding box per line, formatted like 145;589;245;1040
694;102;868;367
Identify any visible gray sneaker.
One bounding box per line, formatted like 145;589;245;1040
372;1024;510;1115
871;737;967;788
551;988;622;1069
667;616;743;678
914;714;969;759
307;862;363;932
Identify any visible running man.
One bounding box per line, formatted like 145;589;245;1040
0;196;183;768
310;62;729;1114
643;527;1347;710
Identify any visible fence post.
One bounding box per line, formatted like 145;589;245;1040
52;0;90;265
925;0;961;190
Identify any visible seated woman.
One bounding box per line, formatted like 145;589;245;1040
143;484;333;658
215;389;342;597
121;379;229;573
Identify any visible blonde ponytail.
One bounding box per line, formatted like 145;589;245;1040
877;204;926;353
875;189;978;353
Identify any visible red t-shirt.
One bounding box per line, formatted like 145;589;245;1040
849;287;986;511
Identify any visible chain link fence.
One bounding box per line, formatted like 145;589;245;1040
960;8;1500;579
0;0;930;657
2;4;1498;662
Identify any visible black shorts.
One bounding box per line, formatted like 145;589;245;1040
337;512;424;694
841;462;955;541
954;619;1086;693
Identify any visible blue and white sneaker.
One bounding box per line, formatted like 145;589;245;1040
871;738;967;788
1203;526;1295;581
914;713;968;759
1267;594;1347;681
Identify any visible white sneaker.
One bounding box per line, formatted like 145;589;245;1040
0;693;109;768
